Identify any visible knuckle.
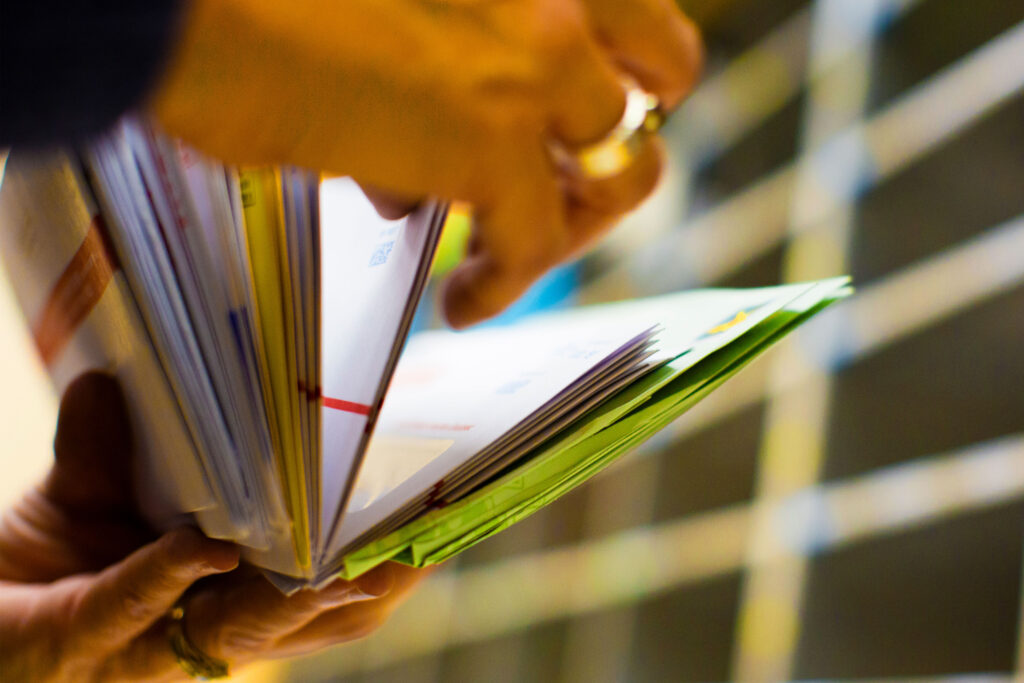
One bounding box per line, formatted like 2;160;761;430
116;583;152;623
53;582;94;657
458;55;545;134
526;2;584;61
667;18;705;95
215;623;266;656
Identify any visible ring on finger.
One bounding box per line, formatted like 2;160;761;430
168;600;230;679
555;87;665;180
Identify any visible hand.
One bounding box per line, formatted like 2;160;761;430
149;0;702;327
0;373;428;681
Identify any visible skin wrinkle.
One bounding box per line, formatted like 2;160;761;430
0;488;149;582
0;494;74;581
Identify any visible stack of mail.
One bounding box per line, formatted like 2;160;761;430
0;120;849;589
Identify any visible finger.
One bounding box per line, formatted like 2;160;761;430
584;0;703;109
270;564;430;658
359;183;421;220
184;562;394;662
565;134;665;248
70;528;238;649
442;145;567;328
47;372;133;510
538;2;628;148
107;564;400;679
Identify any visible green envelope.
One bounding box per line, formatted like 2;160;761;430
338;278;850;578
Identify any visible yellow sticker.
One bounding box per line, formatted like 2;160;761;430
239;167;310;569
706;310;748;335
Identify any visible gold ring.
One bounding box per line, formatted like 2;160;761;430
167;601;230;679
561;88;665;180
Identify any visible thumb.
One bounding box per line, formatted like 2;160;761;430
358;183;420;220
69;528;239;649
48;372;133;509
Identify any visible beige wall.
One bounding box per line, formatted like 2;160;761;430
0;260;58;509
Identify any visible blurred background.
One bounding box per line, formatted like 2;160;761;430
2;0;1022;680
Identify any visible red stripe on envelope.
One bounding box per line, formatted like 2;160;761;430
322;396;372;416
33;215;119;367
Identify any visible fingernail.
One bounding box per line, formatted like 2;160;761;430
177;528;238;573
355;564;395;598
158;529;228;577
201;545;240;573
317;583;365;607
319;565;395;605
318;578;387;607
